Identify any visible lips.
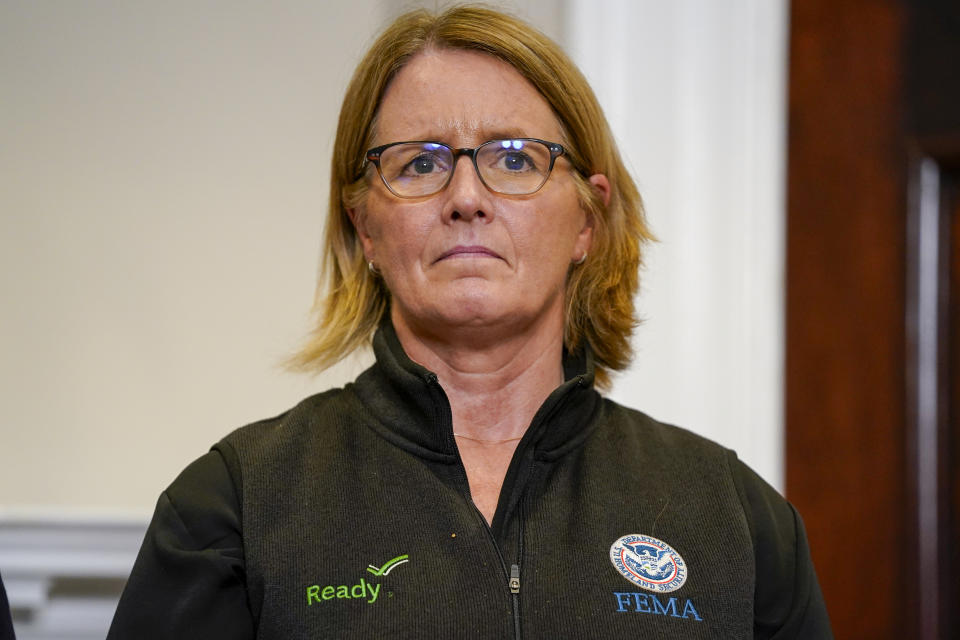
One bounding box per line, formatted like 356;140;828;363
434;245;503;262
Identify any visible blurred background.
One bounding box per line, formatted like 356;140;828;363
1;1;956;638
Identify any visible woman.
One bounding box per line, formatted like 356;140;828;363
109;6;831;639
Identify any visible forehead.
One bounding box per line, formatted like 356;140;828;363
373;48;563;145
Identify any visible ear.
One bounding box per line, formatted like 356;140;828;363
573;197;595;263
571;173;609;261
347;206;376;261
588;173;611;208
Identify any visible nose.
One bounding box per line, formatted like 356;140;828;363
441;155;491;223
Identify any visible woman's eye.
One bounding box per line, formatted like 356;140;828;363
402;153;445;176
498;151;535;172
502;152;530;171
412;156;435;174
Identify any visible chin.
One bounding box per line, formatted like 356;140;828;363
439;294;504;324
409;286;501;323
395;280;557;335
435;293;547;332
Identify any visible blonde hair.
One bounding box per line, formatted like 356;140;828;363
291;5;653;389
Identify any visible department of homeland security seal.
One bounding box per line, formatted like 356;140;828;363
609;534;687;593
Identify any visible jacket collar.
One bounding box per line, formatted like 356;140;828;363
350;319;602;462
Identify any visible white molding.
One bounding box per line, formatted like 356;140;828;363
565;0;788;489
0;514;147;639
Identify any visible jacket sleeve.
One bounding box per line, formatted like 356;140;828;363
107;449;254;640
729;454;834;640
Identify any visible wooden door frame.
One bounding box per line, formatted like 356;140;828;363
786;1;959;637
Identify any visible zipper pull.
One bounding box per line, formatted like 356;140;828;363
509;564;521;594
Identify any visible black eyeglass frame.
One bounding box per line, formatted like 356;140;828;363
362;138;567;198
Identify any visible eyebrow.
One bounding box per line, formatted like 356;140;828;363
473;127;532;142
387;126;536;146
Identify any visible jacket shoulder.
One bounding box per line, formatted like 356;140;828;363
599;398;735;460
218;386;355;448
212;386;364;486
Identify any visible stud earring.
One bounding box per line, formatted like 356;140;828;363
368;261;380;276
574;252;588;266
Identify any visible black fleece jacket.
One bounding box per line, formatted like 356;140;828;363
108;323;832;639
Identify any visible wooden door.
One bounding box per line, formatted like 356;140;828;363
785;1;959;638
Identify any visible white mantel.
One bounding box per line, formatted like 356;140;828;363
0;513;147;640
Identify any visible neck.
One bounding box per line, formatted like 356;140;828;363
391;305;566;442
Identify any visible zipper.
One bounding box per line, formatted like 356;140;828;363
510;564;521;640
423;371;526;639
510;500;525;640
466;500;523;640
509;564;521;594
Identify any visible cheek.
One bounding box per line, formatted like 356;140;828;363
364;208;432;266
519;197;584;259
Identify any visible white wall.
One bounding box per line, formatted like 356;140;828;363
0;1;384;514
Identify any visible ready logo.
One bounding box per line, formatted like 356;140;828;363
367;554;409;577
306;554;409;606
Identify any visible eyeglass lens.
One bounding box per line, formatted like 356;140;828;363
376;139;555;197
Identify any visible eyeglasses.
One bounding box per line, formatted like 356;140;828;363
363;138;567;198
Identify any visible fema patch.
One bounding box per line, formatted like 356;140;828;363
609;534;687;593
